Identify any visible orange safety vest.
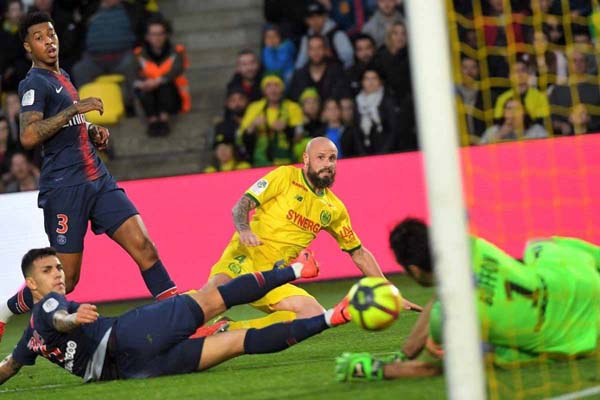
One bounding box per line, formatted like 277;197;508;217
135;44;191;113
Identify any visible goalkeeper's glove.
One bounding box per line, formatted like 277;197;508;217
335;352;397;382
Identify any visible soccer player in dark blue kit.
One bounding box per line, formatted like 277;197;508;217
0;12;178;340
0;248;350;383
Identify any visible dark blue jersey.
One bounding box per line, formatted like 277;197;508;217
18;68;107;191
11;292;115;380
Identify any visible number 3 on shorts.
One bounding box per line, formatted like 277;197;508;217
56;214;69;234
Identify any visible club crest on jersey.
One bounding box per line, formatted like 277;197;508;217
57;235;67;245
320;210;332;226
250;179;269;195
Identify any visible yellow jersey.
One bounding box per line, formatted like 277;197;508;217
244;165;362;262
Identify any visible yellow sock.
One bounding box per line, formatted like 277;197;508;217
228;311;297;330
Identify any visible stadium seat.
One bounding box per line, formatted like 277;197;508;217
78;75;125;125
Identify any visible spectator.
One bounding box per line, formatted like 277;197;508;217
483;0;527;78
346;33;377;96
72;0;138;113
531;29;567;91
362;0;403;48
133;16;191;136
480;98;548;144
261;23;296;84
238;75;303;167
549;48;600;134
28;0;81;73
0;0;29;92
353;67;401;155
569;103;591;134
572;27;597;75
213;87;249;151
493;56;550;124
314;98;357;158
295;1;354;69
318;0;371;36
264;0;307;45
373;21;411;104
456;56;486;141
288;35;351;102
292;87;323;161
4;152;39;193
3;92;22;156
227;49;264;103
0;117;10;180
203;139;251;173
340;96;356;127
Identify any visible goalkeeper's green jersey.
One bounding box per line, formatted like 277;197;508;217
430;236;600;363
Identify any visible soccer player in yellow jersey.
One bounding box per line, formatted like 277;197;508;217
204;137;421;331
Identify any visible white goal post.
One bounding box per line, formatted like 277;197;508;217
404;1;486;399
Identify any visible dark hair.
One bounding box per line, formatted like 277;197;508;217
21;247;57;277
145;15;172;35
389;218;432;273
360;64;386;83
307;33;327;47
352;33;376;49
496;97;534;128
19;11;54;42
237;48;257;58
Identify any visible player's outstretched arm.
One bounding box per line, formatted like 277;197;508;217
232;195;262;246
20;97;104;149
349;246;385;278
0;355;22;385
350;247;423;312
52;304;99;333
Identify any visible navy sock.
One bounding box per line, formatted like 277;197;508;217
7;287;34;315
217;267;296;308
141;260;178;300
243;315;329;354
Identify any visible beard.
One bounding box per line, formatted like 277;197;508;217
306;163;336;189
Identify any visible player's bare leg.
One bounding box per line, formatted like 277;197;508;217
197;330;246;370
272;295;325;318
110;215;177;299
110;215;159;270
56;252;84;293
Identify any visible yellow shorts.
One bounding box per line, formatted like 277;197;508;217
210;238;315;312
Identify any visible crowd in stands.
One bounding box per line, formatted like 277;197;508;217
206;0;418;172
2;0;599;188
0;0;190;193
453;0;600;145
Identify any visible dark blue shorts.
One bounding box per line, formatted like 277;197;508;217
113;295;206;379
38;174;138;253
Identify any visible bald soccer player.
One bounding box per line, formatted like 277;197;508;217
199;137;421;334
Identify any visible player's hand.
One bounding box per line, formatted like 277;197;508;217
239;229;262;247
75;304;99;326
335;352;385;382
89;124;110;150
74;97;104;115
402;298;423;312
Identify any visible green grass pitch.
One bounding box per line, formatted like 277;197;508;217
1;275;599;400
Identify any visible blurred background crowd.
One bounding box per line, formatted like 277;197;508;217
0;0;598;193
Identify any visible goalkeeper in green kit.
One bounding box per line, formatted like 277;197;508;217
336;218;600;381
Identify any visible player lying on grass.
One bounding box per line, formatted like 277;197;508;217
336;218;600;381
201;137;421;334
0;247;350;384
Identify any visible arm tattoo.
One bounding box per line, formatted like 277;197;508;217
232;195;258;232
0;355;22;385
20;106;76;145
52;310;78;333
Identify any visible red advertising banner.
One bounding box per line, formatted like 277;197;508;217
68;135;600;302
